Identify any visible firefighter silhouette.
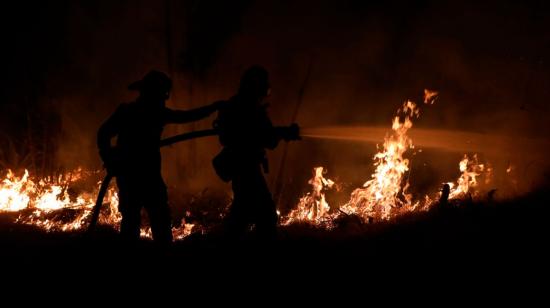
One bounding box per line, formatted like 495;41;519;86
97;70;221;244
213;66;300;240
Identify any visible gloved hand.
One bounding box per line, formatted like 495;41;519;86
281;123;301;141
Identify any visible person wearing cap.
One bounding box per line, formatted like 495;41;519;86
213;65;300;241
97;70;222;244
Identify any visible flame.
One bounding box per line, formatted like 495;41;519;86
0;168;120;232
447;154;484;199
424;89;438;104
340;100;418;220
284;167;335;225
0;169;31;212
0;169;195;239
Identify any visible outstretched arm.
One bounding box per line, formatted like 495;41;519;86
263;124;300;149
164;101;224;124
274;123;300;143
258;107;300;150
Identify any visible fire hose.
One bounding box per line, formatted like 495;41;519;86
87;128;217;233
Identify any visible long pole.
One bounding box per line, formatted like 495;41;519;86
272;56;314;208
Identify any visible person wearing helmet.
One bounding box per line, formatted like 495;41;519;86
213;65;300;241
97;70;221;245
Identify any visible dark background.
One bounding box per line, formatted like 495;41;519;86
1;0;549;210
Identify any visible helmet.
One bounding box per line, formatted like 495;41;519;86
128;70;172;93
238;65;270;98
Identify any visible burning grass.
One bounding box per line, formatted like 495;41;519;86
0;90;524;241
284;91;509;227
0;168;199;239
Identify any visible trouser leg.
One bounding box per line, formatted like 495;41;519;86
119;204;141;241
253;176;278;241
145;180;173;244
